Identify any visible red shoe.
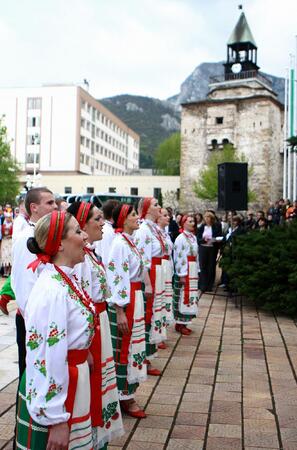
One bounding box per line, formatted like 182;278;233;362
121;401;147;418
175;324;182;333
158;342;167;350
180;325;192;336
147;367;161;376
0;295;10;316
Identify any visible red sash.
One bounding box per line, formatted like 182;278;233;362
65;349;89;425
89;302;106;427
183;256;196;305
145;257;162;325
120;281;142;364
162;255;169;261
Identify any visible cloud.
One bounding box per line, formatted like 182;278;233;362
0;0;296;99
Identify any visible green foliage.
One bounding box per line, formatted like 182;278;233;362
154;132;180;175
221;221;297;315
100;95;180;168
0;117;20;205
287;135;297;151
192;144;256;203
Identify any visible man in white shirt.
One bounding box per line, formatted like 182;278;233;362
96;199;119;266
12;198;29;244
11;187;57;378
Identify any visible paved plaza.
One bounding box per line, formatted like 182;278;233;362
1;284;297;450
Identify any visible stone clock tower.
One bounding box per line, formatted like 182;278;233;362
180;12;284;211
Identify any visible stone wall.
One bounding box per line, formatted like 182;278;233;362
180;80;283;212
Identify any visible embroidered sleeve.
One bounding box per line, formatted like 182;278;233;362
173;235;188;277
134;225;152;270
106;239;131;307
25;288;70;426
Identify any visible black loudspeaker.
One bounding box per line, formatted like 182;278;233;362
218;162;248;211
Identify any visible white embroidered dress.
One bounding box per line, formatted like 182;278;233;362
74;246;124;449
107;233;147;391
134;220;167;344
24;264;95;449
174;231;199;320
159;226;174;326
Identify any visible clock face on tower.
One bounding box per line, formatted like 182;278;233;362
231;63;242;74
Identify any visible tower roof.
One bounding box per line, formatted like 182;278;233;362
227;12;256;47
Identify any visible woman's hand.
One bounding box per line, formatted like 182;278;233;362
179;276;187;286
46;422;69;450
87;351;94;373
115;307;130;335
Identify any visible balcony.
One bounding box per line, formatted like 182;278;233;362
209;71;272;88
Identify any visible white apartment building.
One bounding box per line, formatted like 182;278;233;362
0;85;140;177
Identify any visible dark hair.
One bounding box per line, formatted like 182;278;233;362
112;204;133;229
67;201;95;223
27;237;43;255
102;200;120;220
25;188;53;216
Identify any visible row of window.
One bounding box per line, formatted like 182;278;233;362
28;98;42;110
26;153;40;163
80;122;128;152
27;134;40;145
80;153;126;175
81;101;127;139
80;138;127;165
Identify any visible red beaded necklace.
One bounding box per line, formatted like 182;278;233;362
145;221;166;254
84;246;104;269
54;264;97;325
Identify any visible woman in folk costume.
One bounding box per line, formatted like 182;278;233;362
156;208;174;350
173;214;199;335
1;213;13;277
106;204;147;418
68;202;124;450
134;197;167;375
16;211;96;450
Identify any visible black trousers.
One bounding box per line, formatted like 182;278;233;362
15;313;26;379
199;245;217;292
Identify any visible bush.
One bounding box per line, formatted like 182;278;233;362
220;221;297;315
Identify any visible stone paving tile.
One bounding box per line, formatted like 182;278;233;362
206;437;242;449
167;438;204;449
125;442;165;450
131;427;169;444
170;424;206;440
175;412;208;426
208;423;242;439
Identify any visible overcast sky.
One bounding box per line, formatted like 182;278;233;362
0;0;296;100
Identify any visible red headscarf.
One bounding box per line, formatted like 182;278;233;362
179;215;188;233
115;204;130;233
76;202;91;229
28;211;66;272
140;197;153;220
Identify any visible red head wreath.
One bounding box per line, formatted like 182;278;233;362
115;204;130;233
76;202;91;229
28;211;66;272
140;197;153;220
179;215;188;233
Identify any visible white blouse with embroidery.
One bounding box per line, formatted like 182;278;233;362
173;231;199;277
75;246;111;303
24;264;95;426
134;219;164;270
106;233;144;307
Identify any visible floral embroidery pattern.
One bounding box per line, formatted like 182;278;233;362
27;327;43;351
108;260;116;272
34;359;47;376
45;378;63;402
26;379;37;404
145;235;151;245
46;322;66;347
102;401;119;429
113;274;123;286
81;278;90;290
118;288;128;299
36;407;47;418
121;260;129;272
132;351;146;370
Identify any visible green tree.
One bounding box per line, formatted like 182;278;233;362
154;132;180;175
193;143;256;202
287;135;297;152
0;117;20;205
